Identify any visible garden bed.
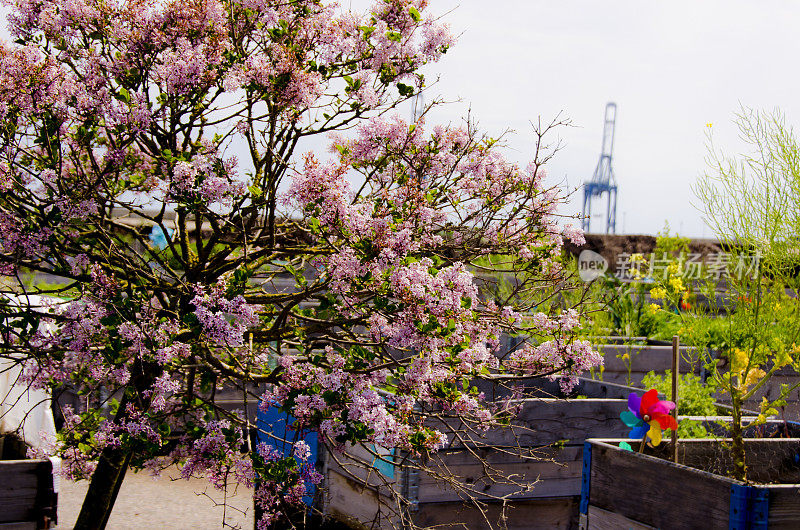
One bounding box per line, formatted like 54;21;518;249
412;398;632;529
581;438;800;529
0;435;57;529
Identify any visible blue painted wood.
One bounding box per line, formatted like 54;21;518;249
255;406;318;505
371;445;396;478
580;441;591;515
729;484;769;530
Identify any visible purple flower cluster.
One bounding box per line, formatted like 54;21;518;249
192;281;260;347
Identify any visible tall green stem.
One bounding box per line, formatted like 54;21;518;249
730;392;747;482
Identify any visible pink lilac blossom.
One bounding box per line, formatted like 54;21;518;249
562;223;586;246
253;440;322;528
177;419;255;489
508;339;603;393
168;152;246;206
192;281;260;347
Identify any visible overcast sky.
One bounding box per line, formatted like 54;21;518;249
379;0;800;238
5;1;800;238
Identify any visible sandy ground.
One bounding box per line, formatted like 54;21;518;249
57;466;255;529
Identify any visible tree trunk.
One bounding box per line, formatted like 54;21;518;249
73;447;132;530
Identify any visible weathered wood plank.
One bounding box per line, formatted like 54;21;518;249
587;440;733;529
417;448;583;502
419;400;629;504
480;374;638;400
414;497;578;530
0;487;39;501
0;460;52;524
0;460;46;476
598;345;700;374
324;469;399;528
0;523;36;530
623;438;800;484
586;439;800;528
585;504;655;530
767;485;800;529
443;399;629;448
675;439;800;484
324;443;400;489
427;445;581;466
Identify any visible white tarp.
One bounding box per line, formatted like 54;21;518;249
0;293;61;488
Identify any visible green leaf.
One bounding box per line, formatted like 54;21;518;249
386;31;402;42
397;83;414;97
409;6;422;22
116;87;130;103
358;25;375;39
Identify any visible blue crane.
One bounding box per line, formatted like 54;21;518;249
581;102;618;234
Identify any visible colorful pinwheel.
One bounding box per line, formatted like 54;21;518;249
620;389;678;446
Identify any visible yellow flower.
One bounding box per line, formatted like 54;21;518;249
648;303;660;314
742;368;766;390
731;348;749;373
667;261;681;275
706;122;713;128
669;277;684;292
630;253;646;264
650;287;667;300
621;353;630;361
775;348;792;369
731;348;765;391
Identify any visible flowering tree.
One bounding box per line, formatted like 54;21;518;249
0;0;598;527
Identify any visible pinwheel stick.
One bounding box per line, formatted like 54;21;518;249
672;335;680;463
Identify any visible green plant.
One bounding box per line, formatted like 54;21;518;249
615;341;646;386
688;107;800;480
654;222;691;256
598;274;680;339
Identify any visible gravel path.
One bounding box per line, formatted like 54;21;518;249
57;466;255;529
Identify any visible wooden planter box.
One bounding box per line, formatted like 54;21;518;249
592;343;800;417
591;344;702;387
410;398;633;529
0;459;57;529
580;438;800;529
315;398;632;529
